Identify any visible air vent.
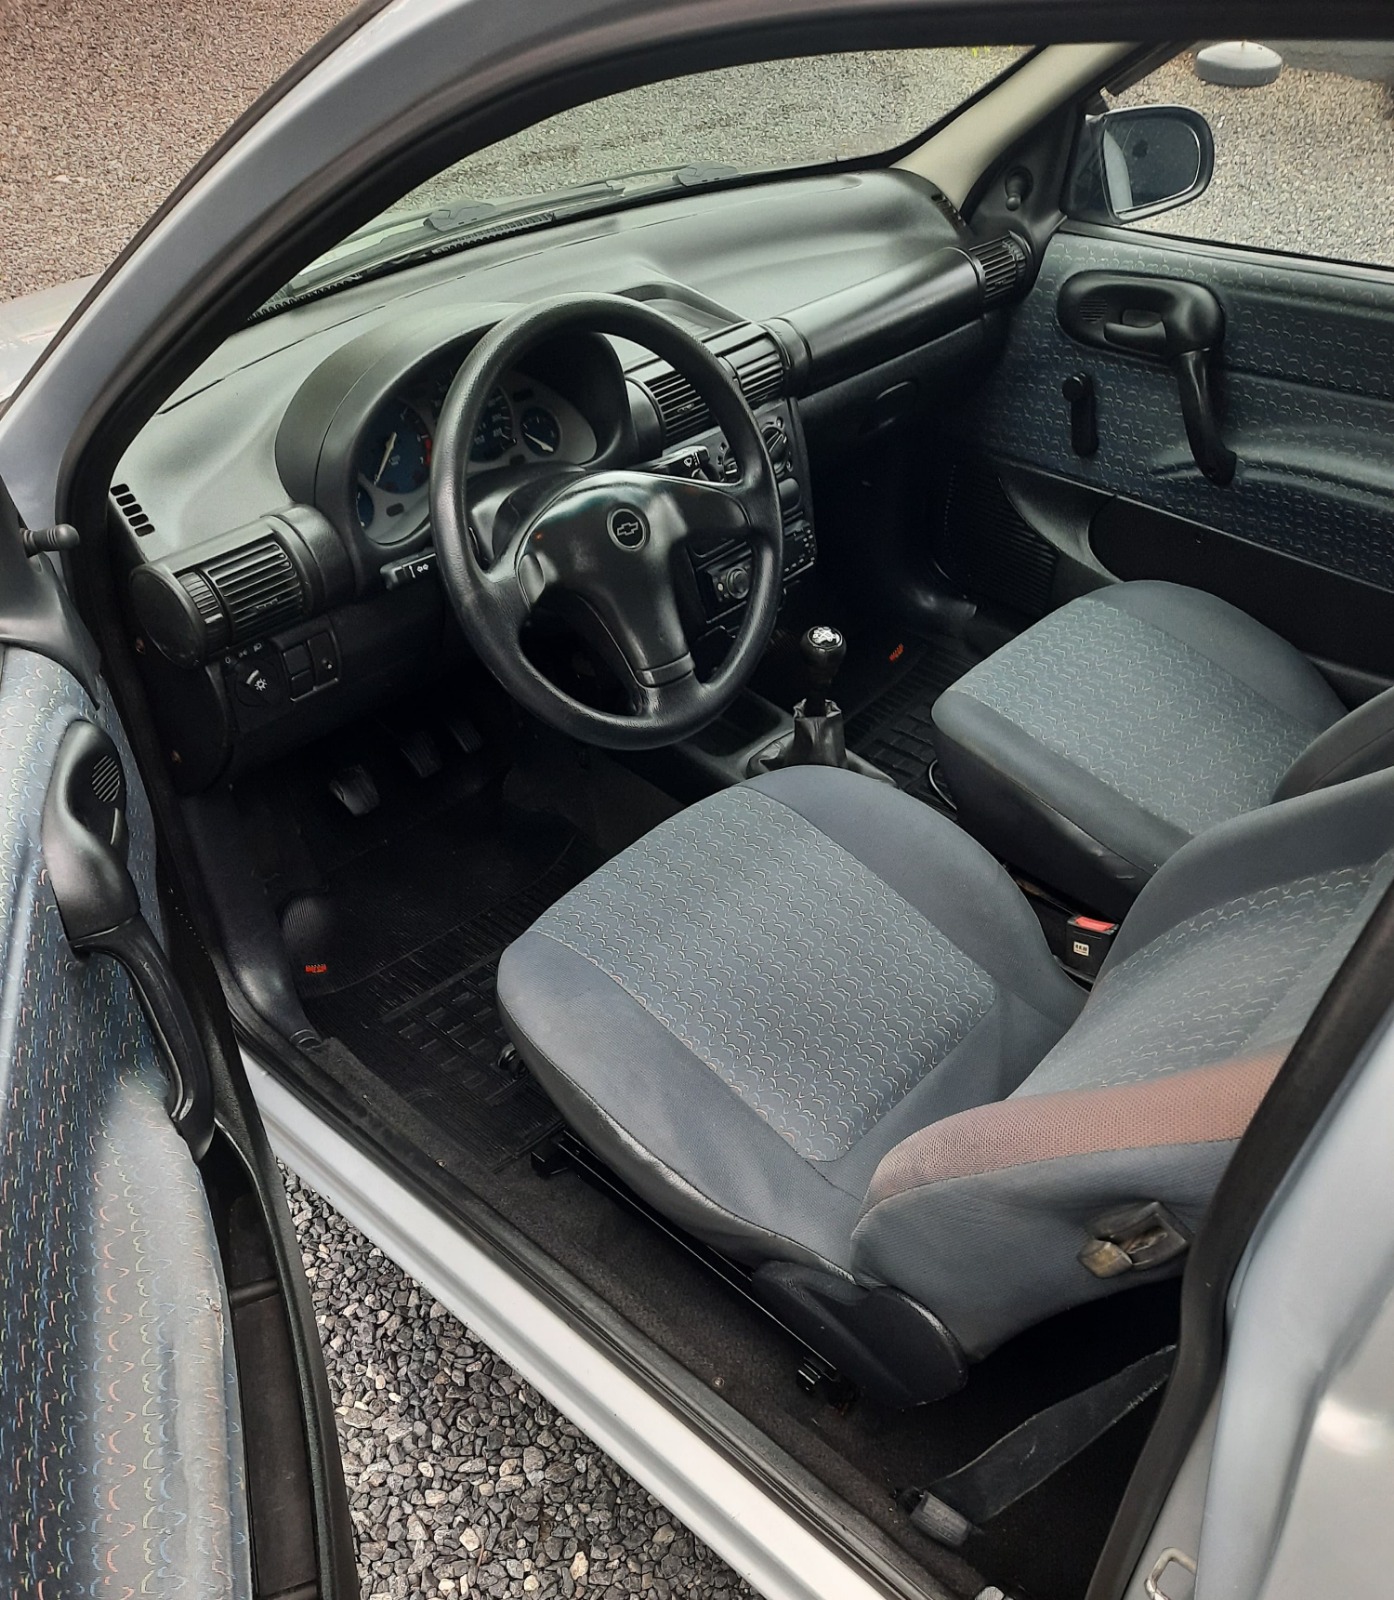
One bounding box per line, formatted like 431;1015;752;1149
646;368;712;443
90;753;123;806
111;482;155;538
198;538;304;641
967;236;1029;307
927;189;969;232
638;328;787;445
177;569;231;654
729;340;785;407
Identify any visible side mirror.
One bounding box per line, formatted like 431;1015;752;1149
1067;105;1214;225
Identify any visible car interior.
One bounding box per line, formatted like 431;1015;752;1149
97;37;1394;1600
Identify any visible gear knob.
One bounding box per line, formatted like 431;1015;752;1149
800;624;847;689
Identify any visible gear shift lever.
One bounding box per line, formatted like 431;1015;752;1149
799;625;847;719
787;625;849;768
746;625;894;783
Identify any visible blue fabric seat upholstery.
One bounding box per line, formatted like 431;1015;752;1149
499;761;1394;1367
932;580;1356;916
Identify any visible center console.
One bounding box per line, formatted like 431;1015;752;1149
652;398;817;673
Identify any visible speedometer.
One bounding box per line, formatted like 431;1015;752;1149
471;388;515;462
358;397;432;496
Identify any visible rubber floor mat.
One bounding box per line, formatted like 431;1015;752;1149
301;845;594;1170
844;635;981;804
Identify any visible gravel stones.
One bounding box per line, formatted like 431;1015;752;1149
284;1173;754;1600
1110;53;1394;265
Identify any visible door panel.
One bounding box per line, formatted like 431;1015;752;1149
963;225;1394;636
0;641;253;1596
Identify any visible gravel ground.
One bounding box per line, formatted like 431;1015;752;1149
1110;54;1394;266
0;0;357;298
286;1174;754;1600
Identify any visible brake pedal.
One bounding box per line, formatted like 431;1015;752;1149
397;727;443;778
447;714;484;756
329;764;380;816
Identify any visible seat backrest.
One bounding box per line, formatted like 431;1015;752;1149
852;764;1394;1359
1274;682;1394;802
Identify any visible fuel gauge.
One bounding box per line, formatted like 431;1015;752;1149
520;405;561;456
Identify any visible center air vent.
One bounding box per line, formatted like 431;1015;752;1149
636;324;787;446
967;235;1030;307
646;368;713;442
730;340;785;407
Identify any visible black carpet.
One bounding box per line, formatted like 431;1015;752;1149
301;843;591;1169
844;634;982;805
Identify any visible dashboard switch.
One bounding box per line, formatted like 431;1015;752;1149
228;648;288;710
309;631;340;686
381;550;439;589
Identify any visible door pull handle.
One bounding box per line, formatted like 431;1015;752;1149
1059;272;1237;486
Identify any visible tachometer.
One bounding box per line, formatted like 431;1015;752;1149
358;397;432;496
520;405;561;456
471;387;515;462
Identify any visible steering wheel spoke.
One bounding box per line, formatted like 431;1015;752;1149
429;293;782;750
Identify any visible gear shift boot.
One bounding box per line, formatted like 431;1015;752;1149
746;625;895;783
788;697;848;767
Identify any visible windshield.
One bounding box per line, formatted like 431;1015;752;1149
271;47;1027;305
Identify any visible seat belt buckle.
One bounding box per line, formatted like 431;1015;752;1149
1065;913;1117;981
1079;1202;1191;1279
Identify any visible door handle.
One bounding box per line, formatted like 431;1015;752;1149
1058;271;1237;486
42;720;214;1159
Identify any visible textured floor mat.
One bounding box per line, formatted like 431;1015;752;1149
301;840;596;1170
844;634;981;803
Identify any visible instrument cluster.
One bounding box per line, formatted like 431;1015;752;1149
353;359;596;545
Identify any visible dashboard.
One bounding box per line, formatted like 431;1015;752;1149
112;168;1024;791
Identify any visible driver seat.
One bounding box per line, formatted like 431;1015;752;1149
499;763;1394;1403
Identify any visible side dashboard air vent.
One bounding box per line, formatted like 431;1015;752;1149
967;235;1029;306
198;537;305;641
111;483;155;538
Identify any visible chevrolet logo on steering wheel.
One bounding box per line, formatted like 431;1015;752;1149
607;506;649;550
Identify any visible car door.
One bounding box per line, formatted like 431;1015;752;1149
0;481;354;1598
933;46;1394;702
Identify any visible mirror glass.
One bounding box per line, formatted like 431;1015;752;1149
1102;112;1205;216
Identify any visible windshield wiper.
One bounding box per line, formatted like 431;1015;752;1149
255;162;743;318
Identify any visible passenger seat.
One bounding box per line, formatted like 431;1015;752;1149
932;580;1394;917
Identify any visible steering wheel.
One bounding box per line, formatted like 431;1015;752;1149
430;294;782;750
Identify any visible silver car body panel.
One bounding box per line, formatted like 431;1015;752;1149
251;1055;915;1600
1124;1005;1394;1600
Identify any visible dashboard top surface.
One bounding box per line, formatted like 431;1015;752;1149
114;169;967;566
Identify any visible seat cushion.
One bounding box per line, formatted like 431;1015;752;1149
932;580;1345;917
498;767;1082;1274
852;765;1394;1356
